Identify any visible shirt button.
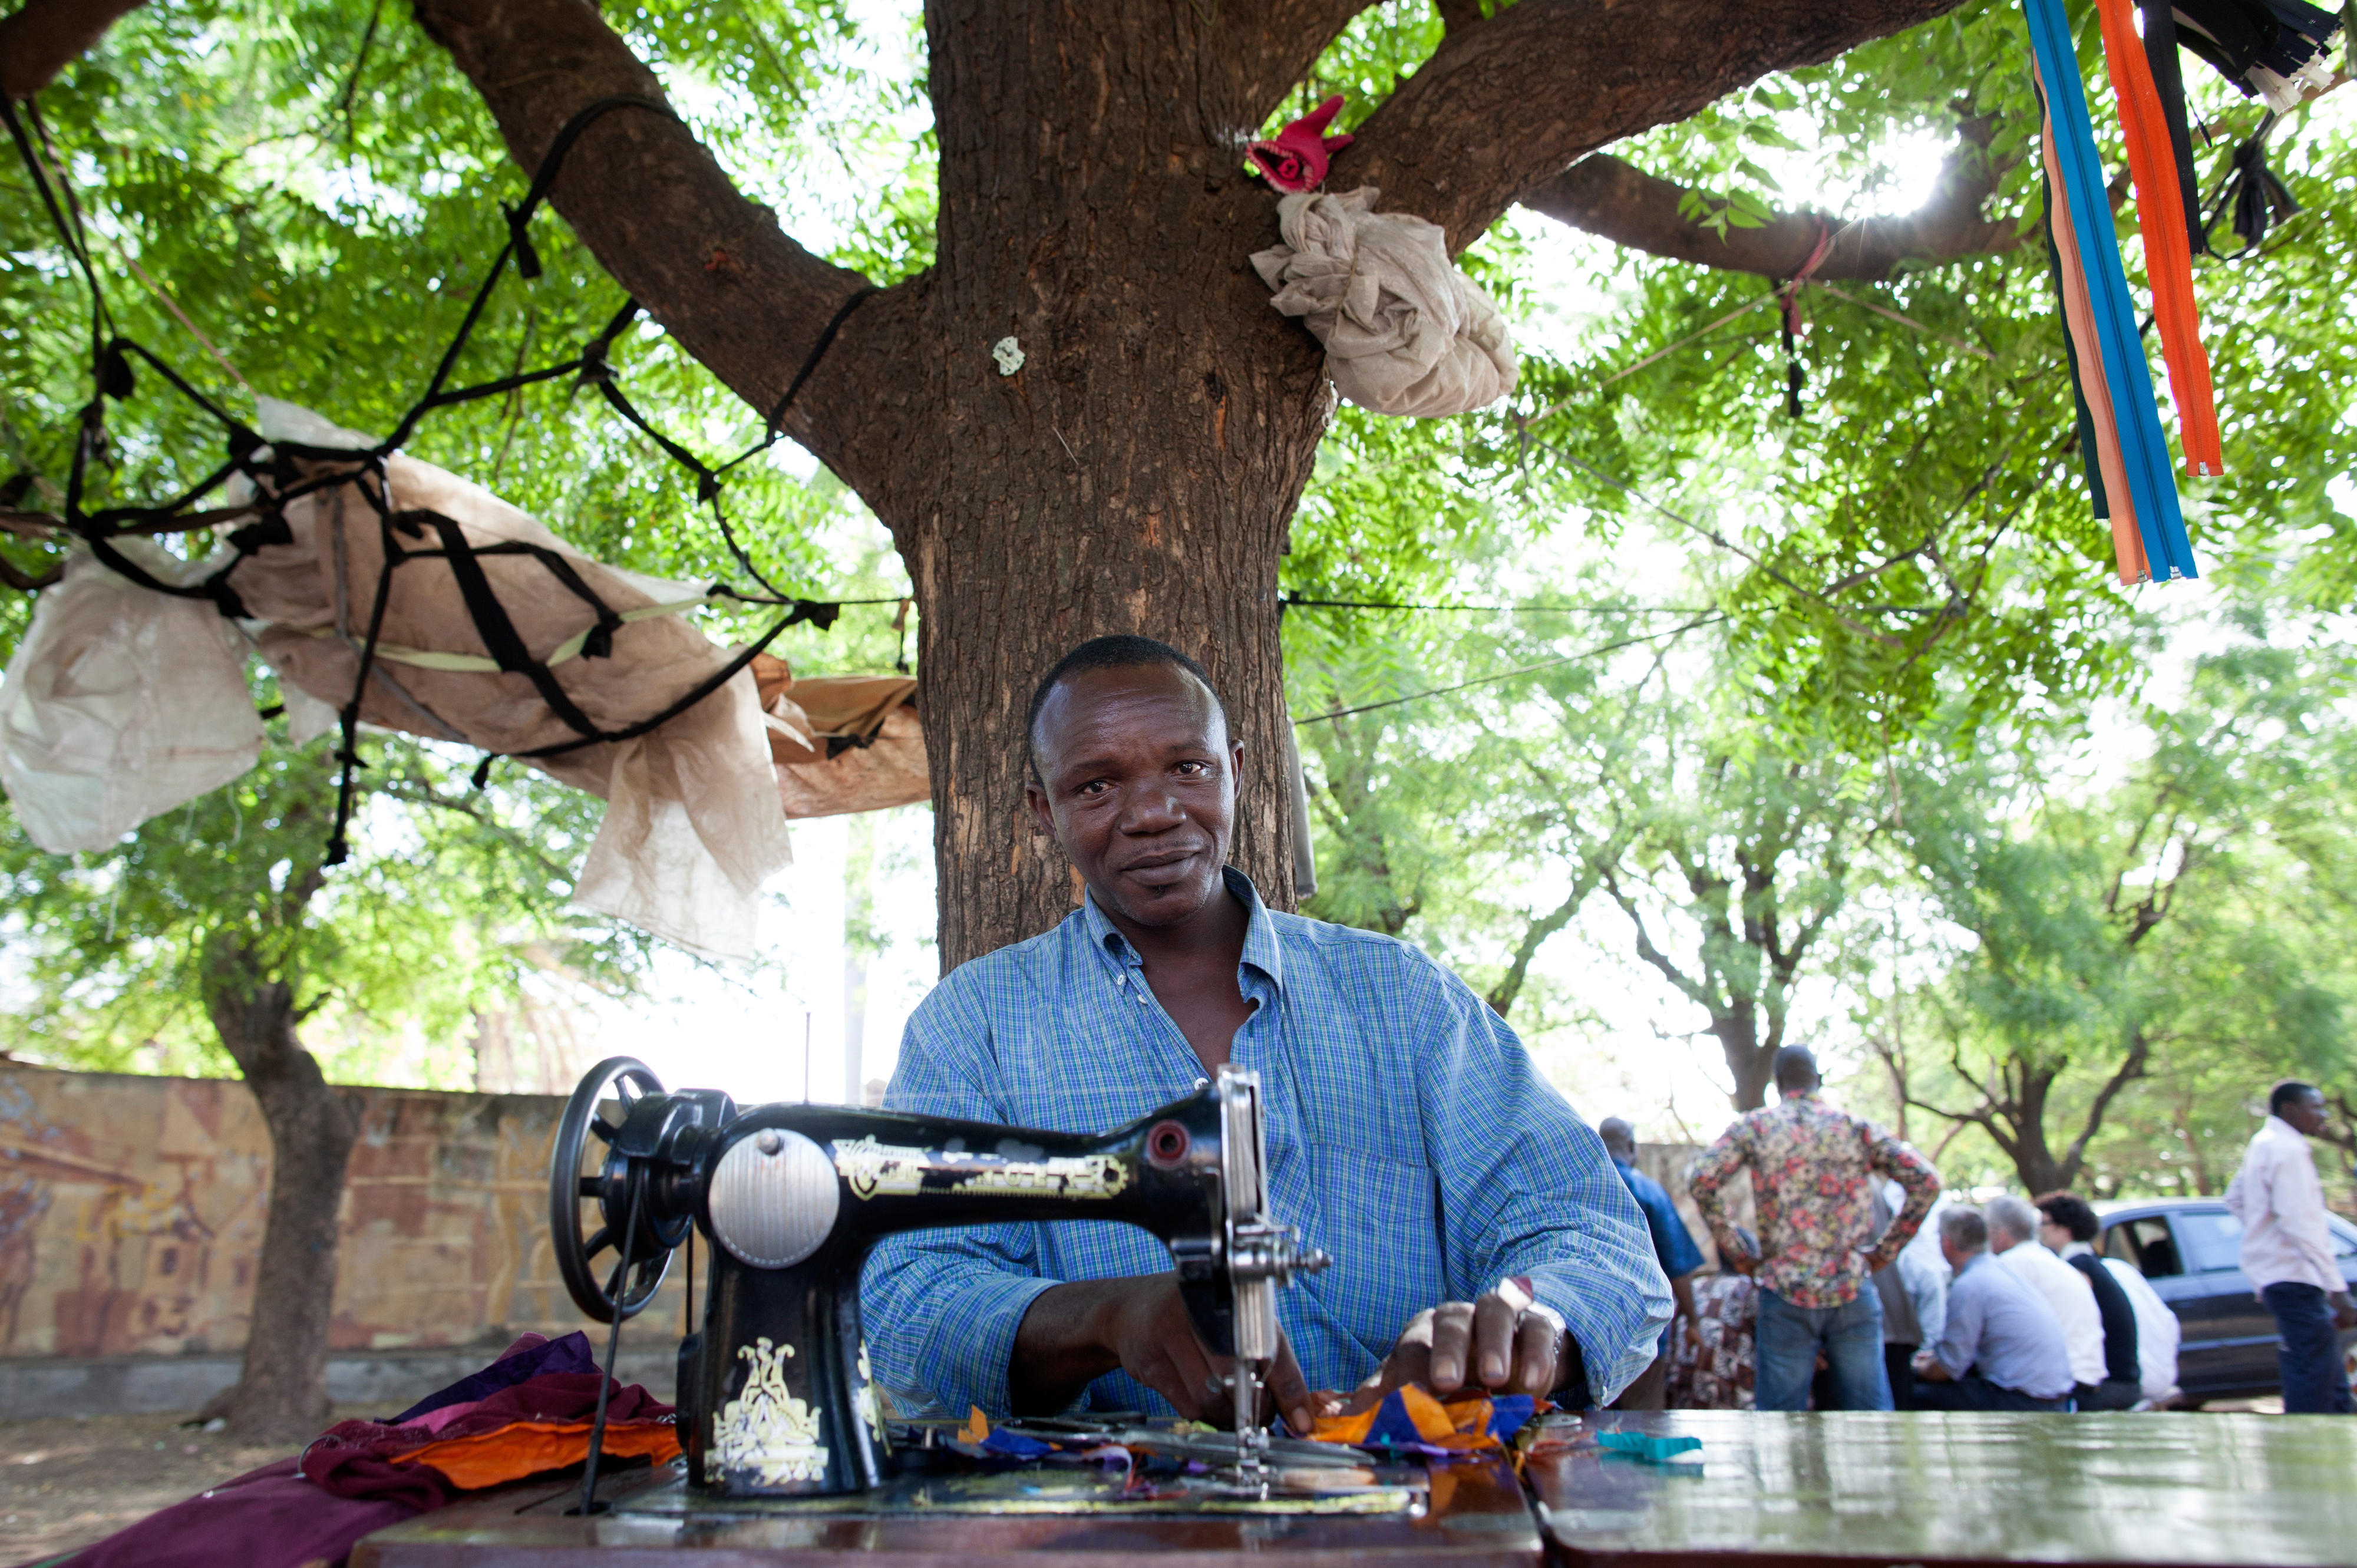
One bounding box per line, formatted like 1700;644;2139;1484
1194;1077;1208;1090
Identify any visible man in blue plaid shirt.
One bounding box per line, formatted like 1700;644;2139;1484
860;636;1669;1431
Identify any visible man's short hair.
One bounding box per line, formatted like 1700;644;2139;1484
2270;1079;2322;1117
1984;1194;2039;1246
1597;1117;1635;1156
2035;1190;2100;1245
1771;1044;1819;1090
1024;635;1222;777
1940;1205;1989;1253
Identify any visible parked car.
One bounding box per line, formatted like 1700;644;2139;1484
2097;1198;2357;1404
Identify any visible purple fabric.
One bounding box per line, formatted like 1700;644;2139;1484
37;1458;416;1568
303;1372;672;1501
388;1330;596;1424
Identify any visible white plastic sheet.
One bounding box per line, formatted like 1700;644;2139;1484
0;538;265;853
1251;186;1518;418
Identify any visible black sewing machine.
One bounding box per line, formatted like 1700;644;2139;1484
547;1056;1330;1499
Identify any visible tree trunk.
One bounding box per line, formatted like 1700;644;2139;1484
1718;1000;1775;1111
204;934;359;1443
890;1;1321;969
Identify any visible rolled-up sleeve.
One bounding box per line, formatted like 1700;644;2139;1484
857;979;1059;1417
1412;960;1671;1406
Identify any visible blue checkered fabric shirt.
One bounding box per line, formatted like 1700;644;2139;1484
859;869;1670;1415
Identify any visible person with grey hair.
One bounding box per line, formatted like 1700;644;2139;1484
1913;1206;2074;1411
1986;1193;2107;1400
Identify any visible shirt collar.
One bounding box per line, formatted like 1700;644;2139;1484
1081;865;1285;992
2059;1240;2094;1259
2266;1114;2309;1141
1954;1251;1988;1279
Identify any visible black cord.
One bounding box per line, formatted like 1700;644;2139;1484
3;88;918;868
572;1173;642;1517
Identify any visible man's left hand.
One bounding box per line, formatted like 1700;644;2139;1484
1344;1279;1569;1411
2332;1292;2357;1332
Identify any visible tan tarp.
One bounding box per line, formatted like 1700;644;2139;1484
0;400;940;959
752;659;929;820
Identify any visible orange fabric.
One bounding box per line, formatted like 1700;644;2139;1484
2094;0;2224;478
1308;1387;1499;1448
2038;66;2151;586
391;1419;679;1491
960;1405;992;1444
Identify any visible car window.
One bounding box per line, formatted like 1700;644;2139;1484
2174;1209;2245;1273
2112;1216;2181;1278
2330;1217;2357;1260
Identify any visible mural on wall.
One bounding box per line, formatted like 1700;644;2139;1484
0;1065;684;1361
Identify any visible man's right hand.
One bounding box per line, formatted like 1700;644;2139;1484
2332;1292;2357;1332
1011;1273;1316;1434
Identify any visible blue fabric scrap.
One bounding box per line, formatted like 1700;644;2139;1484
1597;1430;1702;1464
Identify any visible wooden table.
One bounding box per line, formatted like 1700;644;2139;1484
1529;1411;2357;1568
349;1451;1543;1567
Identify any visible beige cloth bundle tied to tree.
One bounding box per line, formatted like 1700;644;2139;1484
1251;186;1518;418
0;400;929;963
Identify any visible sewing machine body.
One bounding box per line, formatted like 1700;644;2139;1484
550;1058;1321;1499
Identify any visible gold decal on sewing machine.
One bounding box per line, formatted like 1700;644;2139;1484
831;1137;1132;1201
709;1336;829;1487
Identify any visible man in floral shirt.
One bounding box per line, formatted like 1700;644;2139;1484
1689;1045;1941;1411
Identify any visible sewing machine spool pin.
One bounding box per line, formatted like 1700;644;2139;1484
547;1057;1331;1500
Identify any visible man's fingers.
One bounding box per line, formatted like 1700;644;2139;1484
1471;1293;1520;1388
1510;1310;1560;1395
1427;1301;1478;1393
1265;1333;1315;1435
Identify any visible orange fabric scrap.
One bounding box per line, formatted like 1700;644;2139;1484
960;1405;992;1445
391;1419;680;1491
1307;1386;1503;1450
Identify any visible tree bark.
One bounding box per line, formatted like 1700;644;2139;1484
203;931;359;1443
0;0;148;100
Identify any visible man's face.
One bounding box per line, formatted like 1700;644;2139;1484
2282;1090;2330;1137
1025;663;1243;929
2038;1218;2074;1253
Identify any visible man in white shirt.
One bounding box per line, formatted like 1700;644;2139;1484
1986;1194;2105;1400
2224;1081;2355;1415
2104;1253;2180;1406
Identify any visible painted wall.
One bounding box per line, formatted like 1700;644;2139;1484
0;1064;684;1362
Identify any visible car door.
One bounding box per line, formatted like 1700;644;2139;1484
2166;1207;2283;1391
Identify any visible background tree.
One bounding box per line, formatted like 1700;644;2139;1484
1891;644;2357;1194
0;735;656;1440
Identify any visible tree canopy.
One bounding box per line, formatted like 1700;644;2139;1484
4;0;2356;1203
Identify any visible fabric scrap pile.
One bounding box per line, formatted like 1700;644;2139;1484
1304;1385;1538;1457
2025;0;2340;586
1247;97;1520;419
48;1331;676;1568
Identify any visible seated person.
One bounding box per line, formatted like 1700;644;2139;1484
860;636;1671;1429
1986;1194;2107;1400
2034;1191;2143;1410
1913;1206;2075;1412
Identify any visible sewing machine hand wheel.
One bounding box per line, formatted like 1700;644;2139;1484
550;1055;684;1323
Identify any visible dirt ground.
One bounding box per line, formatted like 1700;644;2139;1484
0;1408;373;1567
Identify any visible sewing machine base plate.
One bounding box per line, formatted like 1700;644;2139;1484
348;1452;1540;1566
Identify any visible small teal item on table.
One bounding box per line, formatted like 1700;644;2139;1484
1597;1431;1703;1465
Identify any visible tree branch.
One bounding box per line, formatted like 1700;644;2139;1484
1520;124;2021;281
1487;873;1593;1019
0;0;147;100
411;0;899;490
1339;0;1970;250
